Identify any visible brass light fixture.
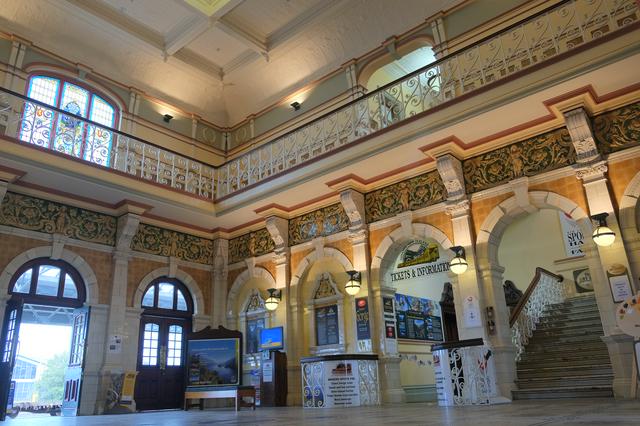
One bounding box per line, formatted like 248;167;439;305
449;246;469;275
345;270;361;296
265;288;282;311
591;213;616;247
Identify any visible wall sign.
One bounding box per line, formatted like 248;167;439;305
383;297;395;314
394;293;443;341
355;297;371;341
616;292;640;338
246;317;265;354
607;264;633;303
463;295;482;328
315;304;340;346
390;240;450;283
559;212;584;257
573;268;593;293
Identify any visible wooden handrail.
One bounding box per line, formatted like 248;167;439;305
509;267;563;327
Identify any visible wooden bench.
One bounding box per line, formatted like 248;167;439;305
184;386;256;411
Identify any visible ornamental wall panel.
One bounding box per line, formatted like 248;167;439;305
462;128;576;193
288;203;350;246
364;170;446;223
593;101;640;154
228;228;275;264
130;223;214;265
0;192;117;245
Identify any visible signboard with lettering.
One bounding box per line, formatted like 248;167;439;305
559;212;584;258
246;317;265;354
394;293;443;341
315;304;340;346
355;298;371;341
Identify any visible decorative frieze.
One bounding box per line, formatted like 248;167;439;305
288;203;349;246
0;192;116;245
593;101;640;154
228;228;275;264
130;223;214;264
463;128;576;193
364;170;445;223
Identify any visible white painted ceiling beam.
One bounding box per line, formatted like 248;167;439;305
164;16;211;56
215;19;269;58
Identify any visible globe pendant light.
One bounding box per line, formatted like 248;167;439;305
345;270;361;296
449;246;468;275
265;288;281;311
591;213;616;247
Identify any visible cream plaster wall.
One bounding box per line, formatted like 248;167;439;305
498;209;569;291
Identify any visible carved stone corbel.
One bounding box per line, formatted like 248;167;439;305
115;213;141;252
265;216;289;254
339;189;366;232
563;108;600;164
436;154;466;201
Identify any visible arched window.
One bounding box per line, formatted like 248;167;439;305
8;258;86;307
140;278;193;317
19;75;119;167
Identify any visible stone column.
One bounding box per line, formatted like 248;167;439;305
565;107;637;398
211;238;229;327
438;153;514;401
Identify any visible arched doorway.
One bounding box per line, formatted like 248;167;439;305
0;258;89;420
134;277;193;411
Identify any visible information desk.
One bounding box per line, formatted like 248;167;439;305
300;354;379;408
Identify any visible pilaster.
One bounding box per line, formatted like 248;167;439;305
212;238;229;327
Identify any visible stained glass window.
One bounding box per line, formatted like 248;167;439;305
20;75;117;167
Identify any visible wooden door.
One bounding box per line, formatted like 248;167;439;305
0;300;23;421
135;316;189;410
61;306;90;416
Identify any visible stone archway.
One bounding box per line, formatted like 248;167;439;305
620;171;640;282
226;266;276;320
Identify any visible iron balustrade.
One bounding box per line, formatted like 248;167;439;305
0;88;216;200
0;0;636;200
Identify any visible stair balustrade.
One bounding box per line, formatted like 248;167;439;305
510;268;565;361
0;0;637;200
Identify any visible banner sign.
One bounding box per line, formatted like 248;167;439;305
355;297;371;341
559;212;584;258
390;240;450;283
394;293;443;341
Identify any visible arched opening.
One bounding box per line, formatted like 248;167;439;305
134;277;194;411
226;268;279;388
0;258;89;419
365;46;436;92
379;237;453;403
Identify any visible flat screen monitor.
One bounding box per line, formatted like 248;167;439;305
259;326;284;351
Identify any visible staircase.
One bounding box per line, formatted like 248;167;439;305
512;294;613;400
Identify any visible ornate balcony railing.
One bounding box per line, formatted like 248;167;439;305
216;0;639;198
510;268;565;361
0;88;216;200
0;0;637;200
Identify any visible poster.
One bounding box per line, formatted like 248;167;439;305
246;317;265;354
383;297;395;314
355;297;371;341
315;305;339;346
324;361;360;407
559;212;584;257
262;360;273;383
607;264;633;302
394;293;443;341
187;338;240;386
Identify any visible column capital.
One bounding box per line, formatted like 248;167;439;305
575;160;608;183
273;249;291;267
445;199;470;218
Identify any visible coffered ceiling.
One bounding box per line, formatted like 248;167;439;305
0;0;462;125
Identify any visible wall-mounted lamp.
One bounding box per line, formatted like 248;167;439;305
591;213;616;247
449;246;469;275
345;270;361;296
163;114;173;123
290;101;301;111
265;288;282;311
